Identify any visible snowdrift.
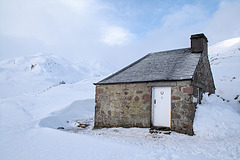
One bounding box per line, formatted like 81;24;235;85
194;94;240;138
39;99;95;129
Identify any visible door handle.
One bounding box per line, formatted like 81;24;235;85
154;99;156;104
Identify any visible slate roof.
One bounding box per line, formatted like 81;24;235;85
95;48;201;84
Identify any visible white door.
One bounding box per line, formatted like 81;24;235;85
152;87;171;127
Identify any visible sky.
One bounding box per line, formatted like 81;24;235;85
0;0;240;71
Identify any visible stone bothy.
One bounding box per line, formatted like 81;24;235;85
94;33;215;135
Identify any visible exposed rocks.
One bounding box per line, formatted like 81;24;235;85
59;81;66;84
77;123;90;128
234;95;239;100
31;64;36;70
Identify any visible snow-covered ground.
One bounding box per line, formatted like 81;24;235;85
209;37;240;111
0;38;240;160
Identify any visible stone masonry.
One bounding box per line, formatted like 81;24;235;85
94;83;152;128
170;81;196;135
193;46;215;97
94;80;197;135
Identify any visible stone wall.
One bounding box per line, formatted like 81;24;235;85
170;81;196;135
94;83;152;128
192;39;215;98
94;80;197;135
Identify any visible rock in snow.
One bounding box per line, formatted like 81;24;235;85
0;38;240;160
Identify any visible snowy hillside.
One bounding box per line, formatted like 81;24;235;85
0;38;240;160
209;37;240;106
0;54;107;98
0;54;81;98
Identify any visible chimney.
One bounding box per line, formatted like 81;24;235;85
191;33;208;54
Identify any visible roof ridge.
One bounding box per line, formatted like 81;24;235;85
151;47;190;54
95;54;151;84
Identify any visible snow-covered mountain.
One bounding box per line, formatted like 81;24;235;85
0;54;107;98
0;38;240;160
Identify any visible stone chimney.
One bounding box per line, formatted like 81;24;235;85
191;33;208;55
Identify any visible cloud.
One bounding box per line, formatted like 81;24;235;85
0;0;239;72
161;4;207;31
60;0;91;12
129;3;209;53
0;0;105;45
204;0;240;44
101;26;135;46
0;0;137;65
